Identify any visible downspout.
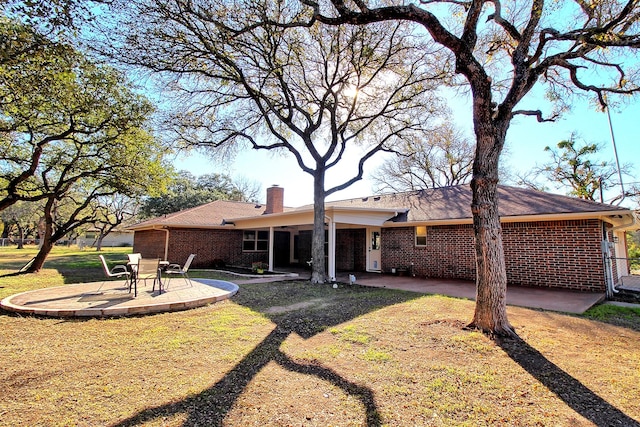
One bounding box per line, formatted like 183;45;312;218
154;226;169;261
607;213;640;296
602;223;618;297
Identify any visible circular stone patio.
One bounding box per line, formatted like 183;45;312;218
0;278;238;318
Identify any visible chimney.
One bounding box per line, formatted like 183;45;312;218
265;185;284;214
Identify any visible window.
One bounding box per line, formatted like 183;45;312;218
371;231;381;250
415;226;427;246
243;230;269;251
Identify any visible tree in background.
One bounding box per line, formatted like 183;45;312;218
0;201;42;248
521;136;627;201
305;0;640;335
372;121;474;192
0;17;171;211
92;194;140;251
96;0;448;284
0;17;79;211
140;171;260;218
2;0;95;37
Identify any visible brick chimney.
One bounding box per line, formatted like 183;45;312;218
264;185;284;214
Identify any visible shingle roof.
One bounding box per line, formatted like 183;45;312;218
129;199;268;229
322;185;629;222
132;185;630;230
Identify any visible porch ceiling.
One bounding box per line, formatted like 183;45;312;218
225;206;405;229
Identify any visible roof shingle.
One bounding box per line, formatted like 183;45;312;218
131;185;630;229
323;185;628;222
130;200;267;229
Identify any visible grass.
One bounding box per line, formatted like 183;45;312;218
0;247;639;426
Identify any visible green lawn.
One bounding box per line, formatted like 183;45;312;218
1;246;639;426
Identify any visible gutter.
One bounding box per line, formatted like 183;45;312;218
611;211;640;231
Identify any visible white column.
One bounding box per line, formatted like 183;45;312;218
327;218;336;281
268;226;275;271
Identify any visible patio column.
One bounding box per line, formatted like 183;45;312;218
327;217;336;281
268;226;274;272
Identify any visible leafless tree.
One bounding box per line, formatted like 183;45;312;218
372;121;474;192
94;0;450;283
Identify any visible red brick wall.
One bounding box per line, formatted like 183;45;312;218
502;220;604;291
134;228;267;269
382;225;476;280
135;219;609;290
382;219;606;291
133;230;166;260
167;228;245;268
336;229;366;271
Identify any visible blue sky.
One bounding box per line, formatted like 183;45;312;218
174;94;640;209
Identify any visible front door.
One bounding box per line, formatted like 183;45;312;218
367;227;381;271
274;231;291;267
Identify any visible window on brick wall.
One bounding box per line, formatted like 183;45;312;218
415;226;427;246
243;230;269;251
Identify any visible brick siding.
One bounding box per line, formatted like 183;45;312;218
336;229;366;271
133;230;166;260
382;219;607;291
135;218;610;291
134;228;268;269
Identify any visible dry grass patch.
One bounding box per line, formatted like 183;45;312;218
0;250;639;426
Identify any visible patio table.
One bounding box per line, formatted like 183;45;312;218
127;260;169;296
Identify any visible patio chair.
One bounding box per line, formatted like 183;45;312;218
164;254;196;289
97;255;131;294
136;258;161;296
127;253;142;273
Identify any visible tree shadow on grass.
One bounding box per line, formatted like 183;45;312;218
496;336;640;426
109;282;418;427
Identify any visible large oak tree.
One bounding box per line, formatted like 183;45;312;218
96;0;449;283
302;0;640;335
0;17;171;272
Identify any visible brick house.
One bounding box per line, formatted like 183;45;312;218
129;184;638;293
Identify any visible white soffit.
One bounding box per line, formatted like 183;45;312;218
227;206;404;228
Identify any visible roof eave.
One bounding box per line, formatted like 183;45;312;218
126;223;234;231
382;210;637;227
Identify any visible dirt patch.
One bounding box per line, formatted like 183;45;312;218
265;297;330;314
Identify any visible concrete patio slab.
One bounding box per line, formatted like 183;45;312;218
336;273;605;314
0;278;238;317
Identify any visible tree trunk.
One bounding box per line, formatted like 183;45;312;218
468;119;516;337
16;223;24;249
24;199;55;273
95;234;105;251
310;168;326;284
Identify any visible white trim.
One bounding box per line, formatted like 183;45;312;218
268;227;274;272
327;218;336;281
381;211;637;228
